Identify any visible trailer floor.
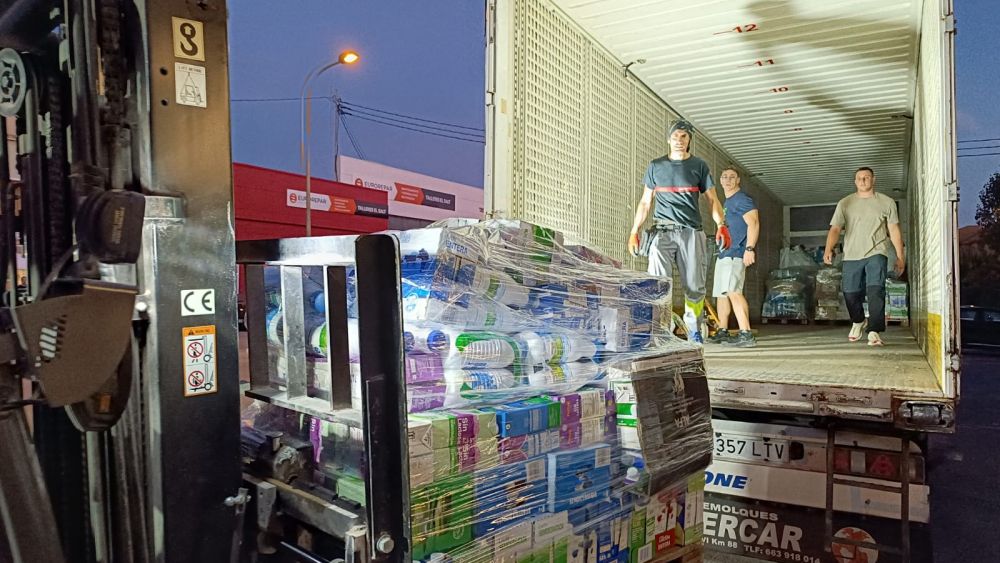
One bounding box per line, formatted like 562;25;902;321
703;324;942;395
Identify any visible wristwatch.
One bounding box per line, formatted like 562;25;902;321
745;246;756;252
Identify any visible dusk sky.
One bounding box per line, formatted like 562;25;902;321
953;0;999;226
228;1;996;227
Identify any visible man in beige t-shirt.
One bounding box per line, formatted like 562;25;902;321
823;167;906;346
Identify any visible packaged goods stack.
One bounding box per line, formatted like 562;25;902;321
396;220;714;562
885;278;909;323
244;219;715;563
813;266;850;321
761;268;815;322
762;247;819;322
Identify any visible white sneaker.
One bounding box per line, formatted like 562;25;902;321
867;331;884;347
848;320;868;342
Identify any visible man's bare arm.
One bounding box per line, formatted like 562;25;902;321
703;189;725;227
824;225;842;265
888;222;905;273
630;188;654;236
744;209;760;266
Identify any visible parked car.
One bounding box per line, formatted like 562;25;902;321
961;306;1000;346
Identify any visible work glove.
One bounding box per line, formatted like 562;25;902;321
716;225;731;251
628;232;640;256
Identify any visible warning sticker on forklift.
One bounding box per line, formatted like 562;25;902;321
175;63;207;108
183;325;217;396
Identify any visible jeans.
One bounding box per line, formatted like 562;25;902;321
842;255;888;332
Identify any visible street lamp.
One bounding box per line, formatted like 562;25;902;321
299;50;360;236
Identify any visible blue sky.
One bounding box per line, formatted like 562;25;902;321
954;0;999;226
228;1;486;188
228;1;996;226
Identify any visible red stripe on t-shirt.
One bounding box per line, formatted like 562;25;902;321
653;186;700;193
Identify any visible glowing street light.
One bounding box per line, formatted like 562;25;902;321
299;50;361;235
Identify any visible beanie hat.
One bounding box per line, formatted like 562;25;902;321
669;119;694;138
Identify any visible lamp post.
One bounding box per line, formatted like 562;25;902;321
299;50;360;236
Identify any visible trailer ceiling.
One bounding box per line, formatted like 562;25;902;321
552;0;922;206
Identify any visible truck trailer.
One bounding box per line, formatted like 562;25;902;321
485;0;959;432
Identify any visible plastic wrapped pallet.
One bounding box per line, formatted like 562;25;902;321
814;266;850;321
762;267;815;321
393;219;712;562
886;278;909;321
248;218;714;563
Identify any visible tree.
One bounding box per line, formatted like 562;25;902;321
975;172;1000;251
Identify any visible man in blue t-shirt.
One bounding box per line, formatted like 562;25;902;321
628;120;729;343
707;167;759;347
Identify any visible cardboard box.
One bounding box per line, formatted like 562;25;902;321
516;397;562;429
560;417;607;450
525;512;571;563
628;473;705;561
472;457;548;538
493;520;534;562
599;306;652;353
411;473;476;560
408;410;499;456
499;429;561;465
487;402;551;438
607;350;712;493
407;383;446;414
405;353;445;384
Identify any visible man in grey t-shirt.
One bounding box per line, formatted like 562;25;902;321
823;167;906;346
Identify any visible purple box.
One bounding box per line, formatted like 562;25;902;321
558;393;583;425
407;384;446;413
604;389;616;418
560;422;582;449
498;429;560;464
405;353;444;385
451;409;499;443
604;414;617;441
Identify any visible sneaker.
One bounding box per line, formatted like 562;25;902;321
708;329;732;344
867;331;884;347
848;320;868;342
728;330;757;348
689;331;704;345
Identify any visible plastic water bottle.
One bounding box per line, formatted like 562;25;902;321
299;318;361;362
518;332;598;365
551;361;601;384
265;308;283;346
468;269;531;308
403;325;451;354
445;332;524;369
444;368;517;391
525;361;600;388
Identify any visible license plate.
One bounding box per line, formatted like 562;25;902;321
714;435;790;463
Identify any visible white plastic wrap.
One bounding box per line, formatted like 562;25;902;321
247;218;715;563
393;220;713;562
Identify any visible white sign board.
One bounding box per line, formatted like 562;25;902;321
181;289;215;316
337;156;483;221
175;63;207;108
286;189;332;211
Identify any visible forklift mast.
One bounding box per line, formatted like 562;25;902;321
0;1;242;561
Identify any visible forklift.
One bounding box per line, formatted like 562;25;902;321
0;1;408;561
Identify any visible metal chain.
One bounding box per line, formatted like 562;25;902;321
98;0;125;132
46;72;71;259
